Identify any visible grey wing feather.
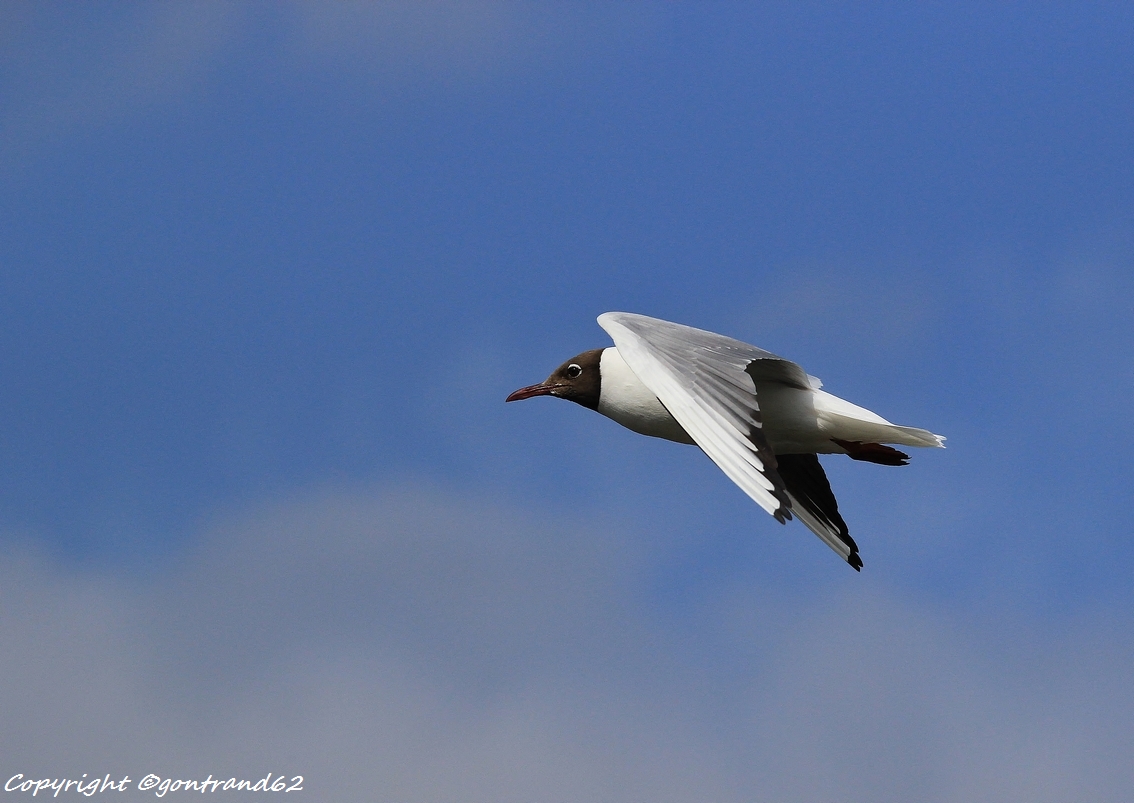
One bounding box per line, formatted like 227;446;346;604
606;312;814;390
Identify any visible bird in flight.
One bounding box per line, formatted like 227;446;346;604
506;312;944;570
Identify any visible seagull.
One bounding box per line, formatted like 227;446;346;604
506;312;945;570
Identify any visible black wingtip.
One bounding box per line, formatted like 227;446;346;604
848;553;863;571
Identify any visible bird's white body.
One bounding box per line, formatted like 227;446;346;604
596;346;938;455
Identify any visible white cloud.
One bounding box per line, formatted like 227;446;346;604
283;1;536;80
0;2;660;164
2;483;1132;801
1;3;240;155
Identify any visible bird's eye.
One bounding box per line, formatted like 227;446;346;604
566;363;582;378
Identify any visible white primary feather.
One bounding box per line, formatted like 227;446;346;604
597;312;793;518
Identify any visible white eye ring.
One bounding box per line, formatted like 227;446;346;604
566;363;582;378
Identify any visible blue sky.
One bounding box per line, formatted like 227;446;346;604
2;3;1133;800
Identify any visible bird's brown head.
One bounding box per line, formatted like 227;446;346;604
505;348;603;410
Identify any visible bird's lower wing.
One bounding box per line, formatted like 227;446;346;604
776;453;862;570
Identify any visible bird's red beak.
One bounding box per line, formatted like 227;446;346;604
506;382;559;402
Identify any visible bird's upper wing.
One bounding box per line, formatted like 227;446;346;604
597;312;801;521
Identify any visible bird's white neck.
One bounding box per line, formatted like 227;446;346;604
596;348;695;444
